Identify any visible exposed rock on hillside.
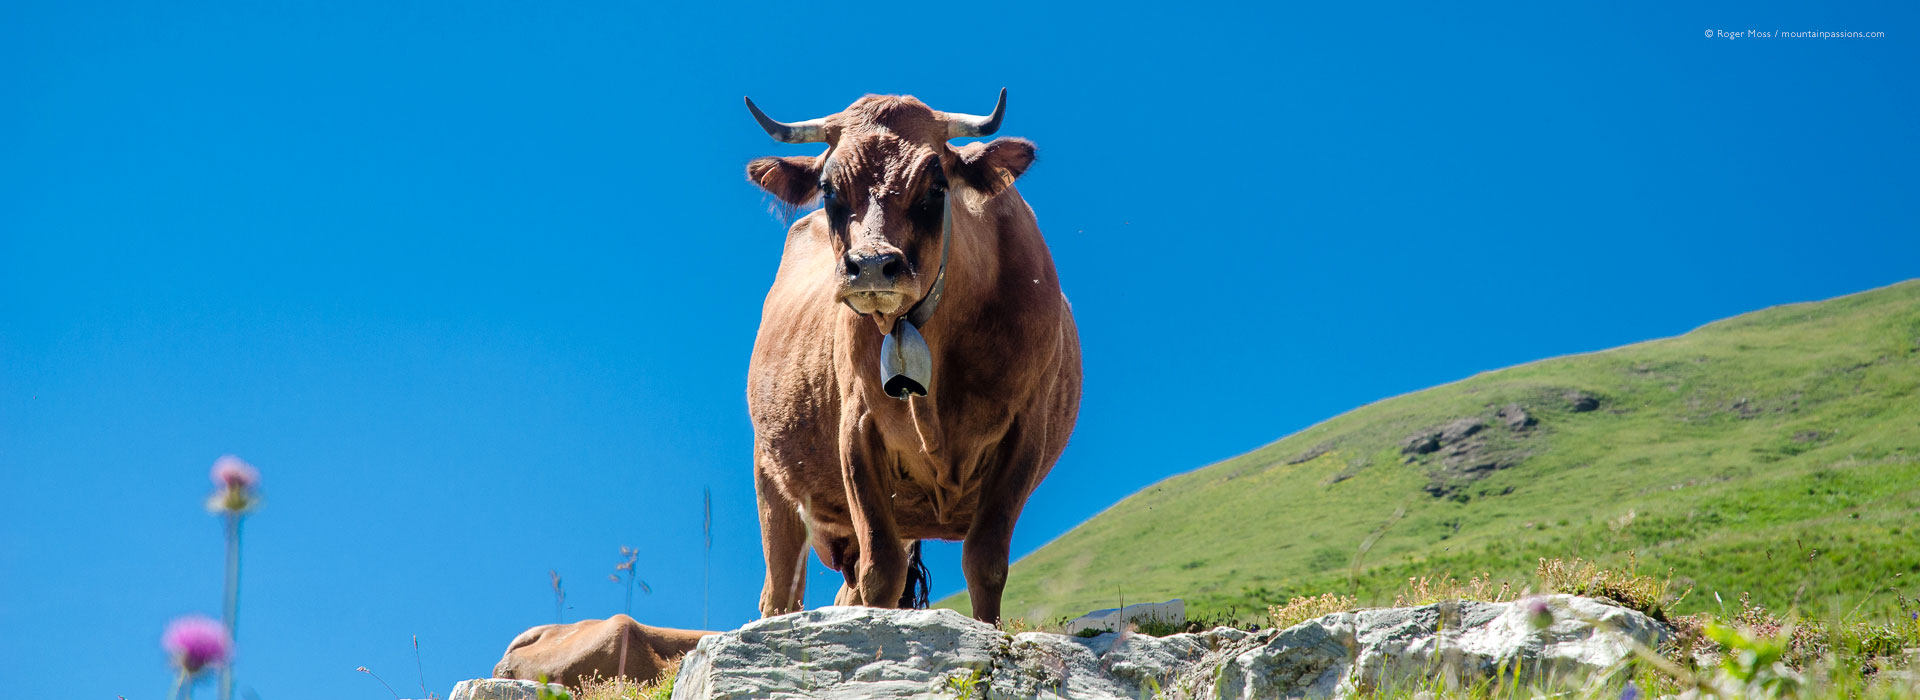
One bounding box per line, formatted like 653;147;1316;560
1401;409;1538;498
1497;403;1535;430
668;596;1664;699
1563;390;1600;412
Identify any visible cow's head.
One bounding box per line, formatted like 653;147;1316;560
744;90;1035;332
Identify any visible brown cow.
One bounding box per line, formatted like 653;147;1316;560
492;615;713;687
741;90;1081;623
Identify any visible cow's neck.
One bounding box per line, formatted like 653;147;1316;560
914;191;1000;348
906;194;994;488
843;190;1006;455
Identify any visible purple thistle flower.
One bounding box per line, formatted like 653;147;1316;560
163;615;233;673
1620;681;1642;700
211;455;258;491
1524;596;1554;631
208;455;259;513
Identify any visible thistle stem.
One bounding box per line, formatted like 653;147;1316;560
168;670;188;700
220;513;242;700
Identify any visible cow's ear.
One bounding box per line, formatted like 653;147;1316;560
951;138;1035;198
746;155;822;206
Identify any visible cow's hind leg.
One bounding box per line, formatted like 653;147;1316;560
755;450;808;617
898;540;930;609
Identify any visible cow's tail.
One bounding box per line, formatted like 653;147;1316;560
899;540;931;609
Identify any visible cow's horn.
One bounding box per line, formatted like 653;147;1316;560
945;88;1007;139
744;97;829;144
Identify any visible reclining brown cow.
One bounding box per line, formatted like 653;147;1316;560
741;90;1082;623
492;615;713;687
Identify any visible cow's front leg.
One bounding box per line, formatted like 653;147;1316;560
962;495;1019;624
754;448;808;617
963;419;1048;624
838;410;908;607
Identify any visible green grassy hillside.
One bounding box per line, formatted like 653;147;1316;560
942;281;1920;623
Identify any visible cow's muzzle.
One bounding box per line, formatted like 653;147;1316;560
840;249;913;318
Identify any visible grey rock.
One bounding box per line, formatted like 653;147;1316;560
1565;391;1600;413
664;596;1664;700
1403;418;1487;457
1398;432;1440;455
449;678;569;700
1439;418;1484;443
997;627;1249;700
1287;443;1333;465
1497;403;1535;430
671;607;1001;700
1189;595;1665;699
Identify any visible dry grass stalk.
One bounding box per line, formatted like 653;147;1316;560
1393;572;1518;607
1268;593;1358;630
573;658;679;700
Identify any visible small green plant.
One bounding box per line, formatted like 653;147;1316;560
1702;621;1804;697
943;668;985;700
1184;606;1257;633
999;617;1039;635
534;674;573;700
1131;617;1186;637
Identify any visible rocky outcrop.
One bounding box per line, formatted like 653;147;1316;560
1169;595;1664;699
667;595;1665;700
449;678;569;700
671;607;1003;700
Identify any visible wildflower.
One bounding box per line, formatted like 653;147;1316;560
1620;681;1642;700
163;615;233;674
207;456;259;513
204;455;260;700
1524;596;1554;631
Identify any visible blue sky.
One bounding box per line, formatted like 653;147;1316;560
2;1;1914;698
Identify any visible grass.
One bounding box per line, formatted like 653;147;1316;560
532;661;678;700
1536;555;1679;621
572;662;676;700
939;279;1920;629
1393;572;1519;608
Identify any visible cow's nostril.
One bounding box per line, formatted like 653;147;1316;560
847;251;907;283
